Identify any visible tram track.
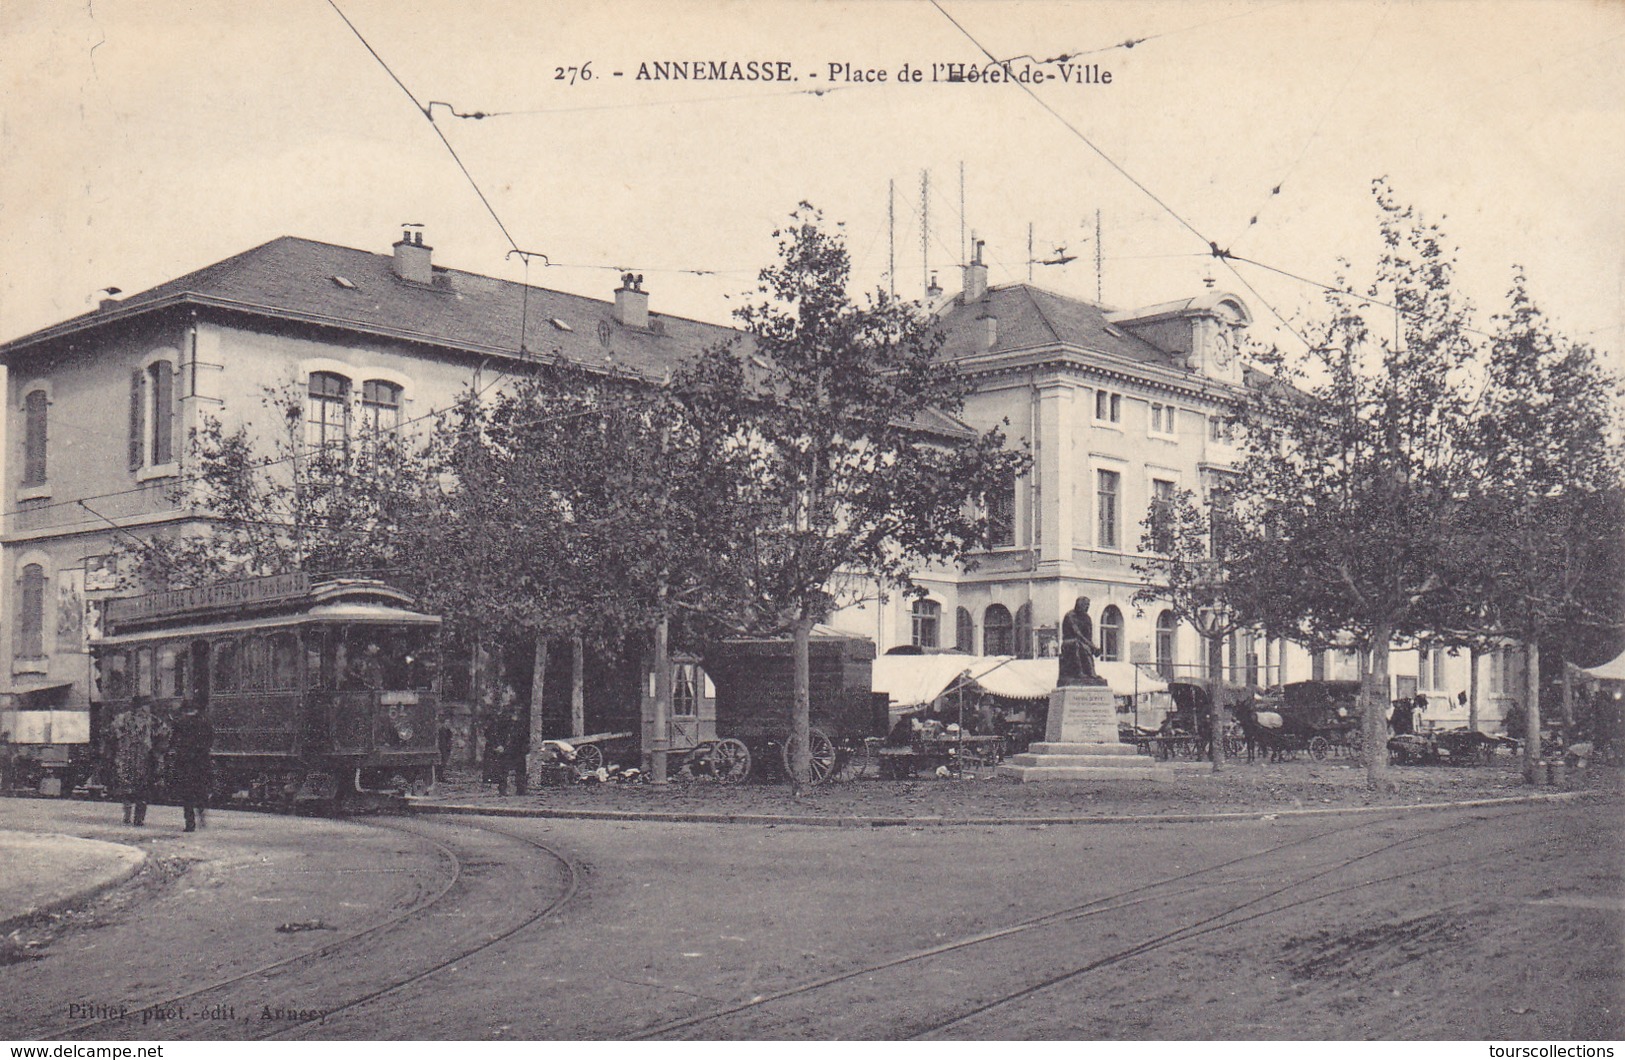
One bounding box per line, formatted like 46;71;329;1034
632;803;1557;1039
29;814;580;1043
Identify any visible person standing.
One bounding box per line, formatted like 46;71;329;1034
495;709;529;796
168;700;213;832
110;697;167;826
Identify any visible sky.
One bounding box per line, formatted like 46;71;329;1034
3;0;1623;377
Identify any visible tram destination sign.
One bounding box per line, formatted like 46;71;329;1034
106;572;312;625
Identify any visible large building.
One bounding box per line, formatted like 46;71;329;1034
0;232;1518;732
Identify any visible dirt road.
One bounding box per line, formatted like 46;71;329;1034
3;796;1617;1040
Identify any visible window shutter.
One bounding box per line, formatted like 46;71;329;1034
23;391;48;486
151;361;174;464
17;564;45;658
129;371;145;469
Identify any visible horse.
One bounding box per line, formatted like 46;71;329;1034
1232;699;1290;763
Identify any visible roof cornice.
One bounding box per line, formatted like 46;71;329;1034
952;341;1253;402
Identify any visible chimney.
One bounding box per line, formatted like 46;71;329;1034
963;239;988;302
392;228;433;284
613;272;649;329
926;271;943;301
97;286;123;311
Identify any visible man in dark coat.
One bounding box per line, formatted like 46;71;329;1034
168;701;213;832
1058;597;1100;685
496;709;529;796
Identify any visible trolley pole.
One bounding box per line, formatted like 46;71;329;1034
651;584;671;786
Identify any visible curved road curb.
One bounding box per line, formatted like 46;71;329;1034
411;789;1589;829
0;833;148;935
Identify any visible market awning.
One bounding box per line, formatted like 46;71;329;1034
873;655;1167;708
872;654;987;710
1581;650;1625;682
1;682;74;710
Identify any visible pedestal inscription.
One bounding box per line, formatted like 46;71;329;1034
1045;681;1118;745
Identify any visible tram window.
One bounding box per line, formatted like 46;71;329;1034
135;647;155;698
243;637;267;691
213;640;239;694
98;652;129;700
269;632;298;690
157;646;180;699
305;629;326;690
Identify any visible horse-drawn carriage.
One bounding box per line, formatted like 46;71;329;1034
1237;680;1364;762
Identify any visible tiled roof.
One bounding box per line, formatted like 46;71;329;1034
935;283;1183;369
0;235;973;436
1;236;737;381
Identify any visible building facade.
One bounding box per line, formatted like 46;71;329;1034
2;232;1518;732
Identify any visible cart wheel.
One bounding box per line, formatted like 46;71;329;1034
712;738;752;783
1308;736;1330;761
574;743;604;775
782;727;837;785
842;738;880;780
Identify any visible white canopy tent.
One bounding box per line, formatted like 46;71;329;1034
1580;650;1625;682
871;654;1167;715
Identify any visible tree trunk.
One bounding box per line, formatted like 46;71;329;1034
570;637;585;738
1205;633;1225;772
525;632;549;782
789;612;814;788
1523;640;1542;784
651;599;671;786
1468;646;1480;733
467;637;483;767
1560;652;1574;739
1364;627;1393;788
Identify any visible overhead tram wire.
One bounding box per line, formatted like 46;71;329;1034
993;0;1298;65
1221;0;1394;253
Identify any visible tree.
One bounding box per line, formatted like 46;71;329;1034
692;204;1028;785
1134;485;1256;769
1466;271;1625;779
1234;182;1483;788
117;383;435;591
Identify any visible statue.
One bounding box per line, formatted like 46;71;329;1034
1057;596;1100;686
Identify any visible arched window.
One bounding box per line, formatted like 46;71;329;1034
307;371;351;449
1155;611;1177;679
983;604;1013;656
910;599;941;649
22;390;48;486
955;607;974;653
1099;605;1123;662
1014;602;1033;659
15;563;46;658
361;379;403;434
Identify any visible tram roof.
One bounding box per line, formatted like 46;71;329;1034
92;600;441;647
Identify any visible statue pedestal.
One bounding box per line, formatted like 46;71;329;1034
1044;681;1117;744
998;681;1205;783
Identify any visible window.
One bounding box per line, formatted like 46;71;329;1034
1155;611;1177;679
213;640;240;694
361;380;403;434
149;361;174;464
1148;479;1176;552
955;607;974;653
99;651;130;700
910;599;941;649
983;604;1013;656
306;630;327;690
1014;602;1033;659
1099;605;1123;662
157;646;180;698
1312;649;1327;682
1209;487;1234;559
1209;415;1234;443
15;563;46;658
673;664;699;718
135;647;154;697
307;371;351;450
1150;402;1175;436
269;632;299;690
23;390;47;486
1094;390;1121;423
987;468;1016;548
242;636;267;691
1419;643;1449;690
1097;469;1121;549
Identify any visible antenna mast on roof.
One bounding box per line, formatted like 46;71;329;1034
888;178;896;299
920;169;930;301
1095;209;1104;303
959;161;966;268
